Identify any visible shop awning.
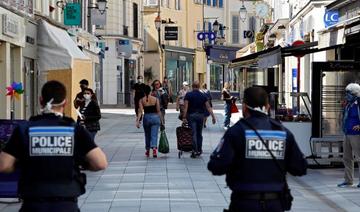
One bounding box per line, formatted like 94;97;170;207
37;20;88;71
230;42;320;68
162;45;195;55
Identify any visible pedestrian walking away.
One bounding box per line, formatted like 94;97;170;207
222;82;235;130
208;86;307;212
136;85;162;158
133;76;146;120
77;88;101;140
176;81;190;120
151;79;169;127
338;83;360;188
183;81;216;158
201;83;212;128
0;80;108;212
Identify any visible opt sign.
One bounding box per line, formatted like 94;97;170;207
197;32;216;41
324;10;339;28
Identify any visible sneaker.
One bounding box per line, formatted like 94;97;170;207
190;152;197;158
337;182;353;188
223;126;228;131
153;148;157;158
145;150;150;157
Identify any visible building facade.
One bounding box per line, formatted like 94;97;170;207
96;0;144;106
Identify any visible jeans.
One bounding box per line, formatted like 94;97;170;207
143;113;161;150
188;112;205;153
224;103;231;127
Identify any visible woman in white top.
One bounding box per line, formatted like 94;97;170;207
176;81;189;120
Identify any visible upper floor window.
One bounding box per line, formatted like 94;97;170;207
212;0;218;7
219;0;223;8
232;15;239;44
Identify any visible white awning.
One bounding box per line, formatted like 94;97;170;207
318;27;345;49
37;20;88;71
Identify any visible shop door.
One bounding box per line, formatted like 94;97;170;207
24;58;36;119
312;61;360;137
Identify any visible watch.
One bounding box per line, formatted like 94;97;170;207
256;3;269;18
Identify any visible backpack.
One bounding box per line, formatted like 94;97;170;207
161;92;169;109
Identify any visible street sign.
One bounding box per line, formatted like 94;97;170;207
64;3;81;26
164;26;178;40
324;10;339;28
243;30;254;38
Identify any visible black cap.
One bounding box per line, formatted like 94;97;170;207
79;79;89;85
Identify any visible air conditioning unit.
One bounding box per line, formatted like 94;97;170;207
144;0;158;7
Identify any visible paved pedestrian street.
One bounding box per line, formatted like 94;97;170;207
1;106;360;212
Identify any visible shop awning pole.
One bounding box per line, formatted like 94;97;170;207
297;57;301;114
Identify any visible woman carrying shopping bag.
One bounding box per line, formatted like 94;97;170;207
136;85;162;158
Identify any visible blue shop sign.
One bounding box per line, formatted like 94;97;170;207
324;10;339;28
64;3;81;26
209;48;237;63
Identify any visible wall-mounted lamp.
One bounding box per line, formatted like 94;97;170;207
239;0;247;22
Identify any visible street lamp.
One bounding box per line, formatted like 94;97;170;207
213;20;220;33
154;15;162;48
97;0;108;15
239;0;247;22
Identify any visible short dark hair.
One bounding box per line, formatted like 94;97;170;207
243;87;268;108
137;76;143;80
83;88;94;94
79;79;89;85
41;80;66;105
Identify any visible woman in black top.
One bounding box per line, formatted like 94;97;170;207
78;88;101;140
222;82;234;130
136;85;162;158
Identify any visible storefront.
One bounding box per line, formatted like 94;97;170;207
164;45;195;97
206;45;240;98
0;7;26;119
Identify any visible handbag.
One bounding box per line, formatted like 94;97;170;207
158;130;169;154
241;119;293;211
230;102;239;113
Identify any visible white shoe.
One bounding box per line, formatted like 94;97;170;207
223;126;228;130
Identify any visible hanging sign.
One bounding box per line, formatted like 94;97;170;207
164;26;178;40
197;32;216;41
324;10;339;28
64;3;81;26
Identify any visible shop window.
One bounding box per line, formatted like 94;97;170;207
210;64;223;91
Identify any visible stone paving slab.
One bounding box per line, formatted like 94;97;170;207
1;108;360;211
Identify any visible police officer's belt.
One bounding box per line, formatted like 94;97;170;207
22;197;78;202
234;192;280;200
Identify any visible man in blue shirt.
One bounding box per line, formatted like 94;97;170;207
338;83;360;188
183;81;216;158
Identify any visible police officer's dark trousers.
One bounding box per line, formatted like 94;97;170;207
227;192;284;212
20;199;79;212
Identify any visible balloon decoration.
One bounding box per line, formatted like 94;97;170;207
6;82;24;100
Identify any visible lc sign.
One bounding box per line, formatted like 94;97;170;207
324;10;339;28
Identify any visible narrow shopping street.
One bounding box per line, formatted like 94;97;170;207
1;104;360;212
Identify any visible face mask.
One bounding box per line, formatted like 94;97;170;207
84;94;91;100
138;79;143;83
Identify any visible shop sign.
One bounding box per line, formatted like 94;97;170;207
164;26;178;40
324;10;339;28
179;55;186;61
2;14;20;38
116;39;132;58
64;3;81;26
197;32;216;41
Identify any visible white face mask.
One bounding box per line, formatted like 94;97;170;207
138;79;143;83
84;94;91;100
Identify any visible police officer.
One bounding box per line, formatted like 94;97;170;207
0;80;108;212
208;87;307;211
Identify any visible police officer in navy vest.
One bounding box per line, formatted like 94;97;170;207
0;80;108;212
208;87;307;211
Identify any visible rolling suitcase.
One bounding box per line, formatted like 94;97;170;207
176;123;193;158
